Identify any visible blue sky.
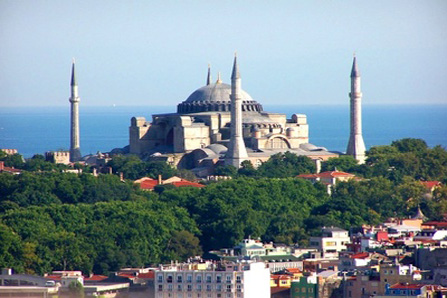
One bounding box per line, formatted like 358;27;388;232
1;0;446;107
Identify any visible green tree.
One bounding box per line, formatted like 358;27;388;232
391;138;428;154
257;152;315;178
321;155;359;173
165;230;203;262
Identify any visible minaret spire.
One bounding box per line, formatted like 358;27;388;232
71;58;77;86
231;52;240;79
206;64;212;85
225;53;248;167
69;59;81;162
346;55;366;164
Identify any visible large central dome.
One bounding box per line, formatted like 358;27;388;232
177;81;263;114
185;82;253;103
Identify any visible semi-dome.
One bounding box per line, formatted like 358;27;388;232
177;82;263;114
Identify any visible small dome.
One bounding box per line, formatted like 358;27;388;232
206;144;228;155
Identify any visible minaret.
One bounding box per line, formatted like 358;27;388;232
225;54;248;167
69;59;82;162
206;64;212;85
346;55;366;164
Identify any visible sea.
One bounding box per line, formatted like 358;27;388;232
0;104;446;158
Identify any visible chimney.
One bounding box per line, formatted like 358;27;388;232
92;168;97;177
0;161;4;171
119;172;124;181
158;174;162;185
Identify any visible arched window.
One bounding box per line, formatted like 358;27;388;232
267;137;290;149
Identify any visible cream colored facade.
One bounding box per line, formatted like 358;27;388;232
309;227;350;258
129;60;338;173
154;261;270;298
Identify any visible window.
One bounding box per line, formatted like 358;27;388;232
168;284;173;291
167;275;173;283
187;275;192;283
187;285;192;292
236;285;242;292
216;275;222;283
226;275;232;283
216;285;222;292
196;275;202;283
236;276;241;283
177;275;183;283
206;275;212;283
309;288;313;293
177;285;182;291
158;285;163;291
206;285;211;292
226;284;232;292
158;275;163;282
197;284;202;291
302;288;306;293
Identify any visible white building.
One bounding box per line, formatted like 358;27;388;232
154;261;270;298
309;227;350;258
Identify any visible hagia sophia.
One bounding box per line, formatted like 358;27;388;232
68;55;366;176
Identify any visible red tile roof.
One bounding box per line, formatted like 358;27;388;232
271;274;291;281
422;221;447;229
171;181;204;188
45;275;62;281
117;273;137;279
297;171;355;179
84;275;108;281
317;171;355;178
139;179;159;190
137;272;154;279
351;252;370;259
297;174;319;178
420;181;441;189
137;177;204;190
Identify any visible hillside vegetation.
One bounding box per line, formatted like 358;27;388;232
0;138;446;275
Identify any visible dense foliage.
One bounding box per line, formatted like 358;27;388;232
1;138;447;275
0;201;199;275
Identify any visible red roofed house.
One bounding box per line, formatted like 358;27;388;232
270;274;292;298
419;181;442;193
0;161;21;175
135;175;204;191
339;252;371;271
297;170;356;193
